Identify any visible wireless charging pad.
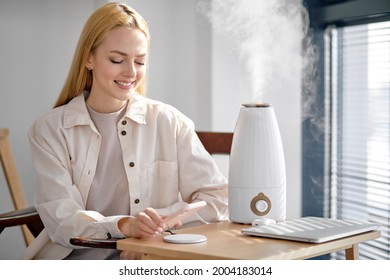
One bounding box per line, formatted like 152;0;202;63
163;234;207;244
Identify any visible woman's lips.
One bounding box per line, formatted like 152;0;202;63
115;80;133;89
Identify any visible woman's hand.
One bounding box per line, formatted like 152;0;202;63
118;207;165;238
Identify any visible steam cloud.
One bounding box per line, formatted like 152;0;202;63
198;0;318;119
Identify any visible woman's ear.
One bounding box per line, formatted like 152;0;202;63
86;55;93;71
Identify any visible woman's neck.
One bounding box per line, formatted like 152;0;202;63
86;94;128;113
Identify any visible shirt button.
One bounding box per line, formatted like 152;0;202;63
129;162;135;167
121;120;127;125
121;131;127;136
134;199;140;204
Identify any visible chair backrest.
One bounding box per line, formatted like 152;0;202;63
0;128;34;245
196;131;233;155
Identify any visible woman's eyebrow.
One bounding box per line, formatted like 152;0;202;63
109;50;128;56
109;50;147;57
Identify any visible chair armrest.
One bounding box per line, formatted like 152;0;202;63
0;206;44;237
69;237;120;249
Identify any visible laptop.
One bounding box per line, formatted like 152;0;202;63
241;216;381;243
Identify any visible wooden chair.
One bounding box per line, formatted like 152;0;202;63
0;206;44;240
196;131;233;155
0;130;233;250
0;128;43;246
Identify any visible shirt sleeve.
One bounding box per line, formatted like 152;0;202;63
174;114;229;224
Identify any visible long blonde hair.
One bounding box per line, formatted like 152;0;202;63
54;2;150;108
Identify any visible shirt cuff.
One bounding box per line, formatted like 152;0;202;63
95;215;129;239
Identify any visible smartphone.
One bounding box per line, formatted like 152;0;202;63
162;201;207;229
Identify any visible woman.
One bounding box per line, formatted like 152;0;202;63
24;2;228;260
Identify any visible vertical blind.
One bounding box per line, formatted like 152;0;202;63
324;21;390;259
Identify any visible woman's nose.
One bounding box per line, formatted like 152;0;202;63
123;62;136;79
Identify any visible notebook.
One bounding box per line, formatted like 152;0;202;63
241;216;381;243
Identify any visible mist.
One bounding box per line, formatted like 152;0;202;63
198;0;318;118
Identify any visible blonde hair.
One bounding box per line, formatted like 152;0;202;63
54;2;150;108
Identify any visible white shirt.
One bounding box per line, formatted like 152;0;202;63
24;92;228;259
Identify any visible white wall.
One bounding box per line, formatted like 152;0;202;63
124;0;213;130
0;0;301;259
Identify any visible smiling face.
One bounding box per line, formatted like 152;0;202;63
86;26;148;113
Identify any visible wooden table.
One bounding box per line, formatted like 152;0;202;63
117;221;381;260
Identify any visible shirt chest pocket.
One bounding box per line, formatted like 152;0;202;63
147;161;179;208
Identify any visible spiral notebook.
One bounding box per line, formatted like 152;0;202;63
241;216;381;243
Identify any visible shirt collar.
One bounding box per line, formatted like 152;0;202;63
125;92;147;125
63;91;147;129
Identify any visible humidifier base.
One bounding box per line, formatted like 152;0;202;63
228;186;286;224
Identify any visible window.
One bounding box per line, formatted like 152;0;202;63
323;21;390;259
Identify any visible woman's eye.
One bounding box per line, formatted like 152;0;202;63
110;59;123;64
136;61;145;66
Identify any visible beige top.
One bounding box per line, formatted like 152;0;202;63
85;103;130;217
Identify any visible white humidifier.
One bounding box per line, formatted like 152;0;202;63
228;103;286;224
